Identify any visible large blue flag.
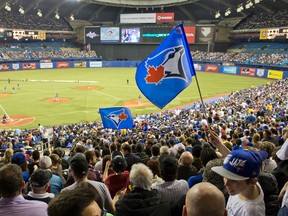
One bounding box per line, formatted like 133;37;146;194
135;24;195;109
99;107;133;129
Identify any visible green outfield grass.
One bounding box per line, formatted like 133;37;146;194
0;68;272;128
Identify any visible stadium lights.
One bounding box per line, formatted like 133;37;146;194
215;11;221;19
245;0;253;9
225;8;231;16
5;3;11;12
237;4;244;12
70;14;74;21
37;9;42;17
19;6;24;14
55;12;60;19
255;0;262;3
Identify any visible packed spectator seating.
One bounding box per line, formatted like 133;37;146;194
235;9;288;30
0;11;72;31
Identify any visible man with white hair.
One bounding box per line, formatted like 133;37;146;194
115;163;172;216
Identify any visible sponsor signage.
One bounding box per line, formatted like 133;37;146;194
256;68;265;77
195;26;215;44
38;31;46;41
156;12;174;23
56;62;70;68
22;63;36;70
222;66;237;74
267;70;283;79
184;26;195;44
205;64;218;72
141;26;172;43
12;63;20;70
120;13;156;24
193;63;201;71
40;62;53;69
260;27;288;40
89;61;102;68
74;62;87;68
0;64;10;71
84;26;100;44
240;67;256;76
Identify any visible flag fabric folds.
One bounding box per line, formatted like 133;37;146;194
99;107;133;129
135;24;195;109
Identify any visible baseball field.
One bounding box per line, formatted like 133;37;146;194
0;68;271;129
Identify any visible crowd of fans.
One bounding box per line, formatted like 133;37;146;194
0;77;287;215
236;9;288;30
0;11;72;31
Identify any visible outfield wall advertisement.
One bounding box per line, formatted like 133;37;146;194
267;70;283;79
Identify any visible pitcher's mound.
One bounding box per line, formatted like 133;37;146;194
123;100;152;108
0;115;34;128
74;86;100;90
47;98;70;103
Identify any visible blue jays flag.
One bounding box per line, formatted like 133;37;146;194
135;24;195;109
99;107;133;129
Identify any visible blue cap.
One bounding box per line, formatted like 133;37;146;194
212;150;262;180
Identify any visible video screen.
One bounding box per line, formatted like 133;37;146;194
121;28;140;43
100;27;120;42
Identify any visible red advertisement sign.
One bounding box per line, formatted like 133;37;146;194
205;65;218;72
156;12;174;23
22;63;36;70
56;62;70;68
240;67;256;76
184;26;195;44
0;64;10;71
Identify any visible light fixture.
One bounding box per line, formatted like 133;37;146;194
19;6;24;14
5;3;11;11
70;14;74;21
225;8;231;16
255;0;261;4
215;11;221;18
55;12;60;19
237;4;244;12
37;9;42;17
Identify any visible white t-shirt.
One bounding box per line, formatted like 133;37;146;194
281;184;288;208
226;183;265;216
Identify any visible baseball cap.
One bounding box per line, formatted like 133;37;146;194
69;154;88;174
39;156;52;169
212;150;262;181
112;155;127;173
30;169;52;187
11;152;26;164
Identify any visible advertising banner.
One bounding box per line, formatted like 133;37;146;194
195;26;215;44
156;12;174;23
222;66;237;74
84;26;100;44
256;68;265;77
22;63;36;70
12;63;20;70
56;62;70;68
40;62;53;69
120;13;156;24
205;64;218;72
193;63;202;71
89;61;102;68
184;26;195;44
267;70;283;79
74;62;87;68
0;64;10;71
240;67;256;76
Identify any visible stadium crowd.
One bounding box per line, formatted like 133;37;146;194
0;77;287;215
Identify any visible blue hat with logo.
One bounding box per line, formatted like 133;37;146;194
212;150;262;181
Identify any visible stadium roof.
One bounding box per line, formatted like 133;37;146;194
1;0;287;24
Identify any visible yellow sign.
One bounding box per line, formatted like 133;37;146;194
259;29;268;40
38;31;46;41
267;70;283;79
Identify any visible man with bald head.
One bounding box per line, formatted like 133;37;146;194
177;151;198;181
182;182;227;216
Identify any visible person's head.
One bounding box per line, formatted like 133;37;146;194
146;159;161;177
212;150;262;196
0;164;24;197
191;145;202;158
135;143;144;153
111;155;127;173
49;153;61;167
11;152;28;172
179;151;194;166
259;141;275;158
39;156;52;169
160;156;178;182
130;163;153;190
200;143;218;167
121;143;131;156
48;183;102;216
84;150;97;166
182;182;227;216
30;169;52;193
32;150;40;161
151;144;160;157
69;153;89;180
3;148;13;164
160;145;170;155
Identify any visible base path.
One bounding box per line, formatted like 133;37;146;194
123;100;152;108
0;115;35;128
0;93;11;98
74;86;100;90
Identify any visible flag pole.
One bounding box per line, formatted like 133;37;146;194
193;73;207;119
